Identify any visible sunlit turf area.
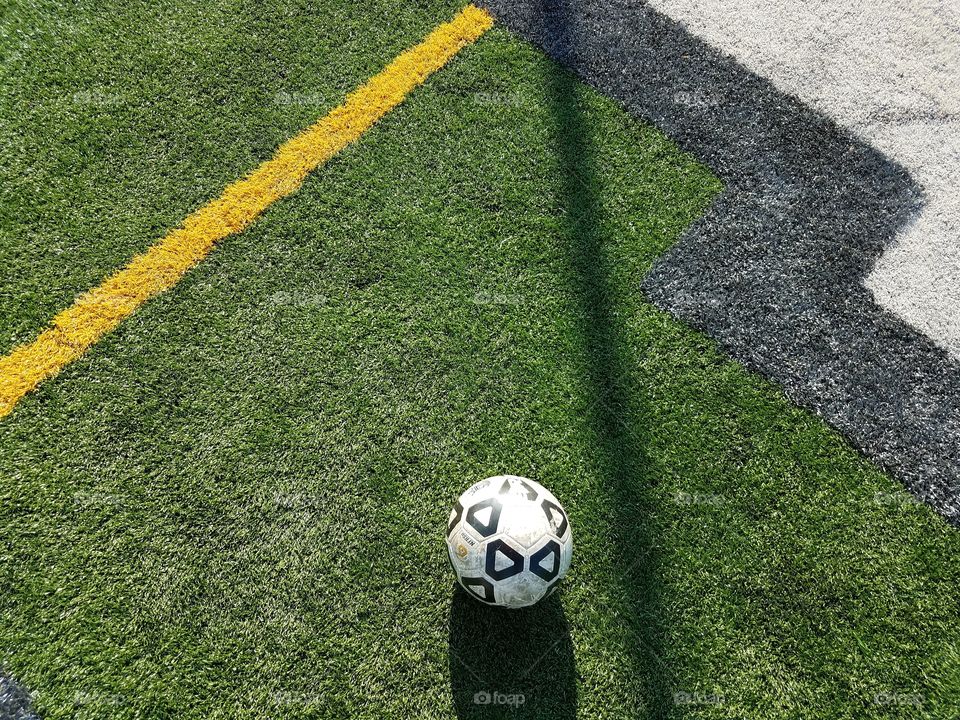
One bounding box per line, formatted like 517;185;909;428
2;1;959;718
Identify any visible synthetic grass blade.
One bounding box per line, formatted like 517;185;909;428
0;3;493;420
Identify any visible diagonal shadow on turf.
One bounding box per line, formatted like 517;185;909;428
448;11;679;716
478;0;960;527
544;6;675;717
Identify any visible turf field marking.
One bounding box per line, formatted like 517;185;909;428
0;4;493;420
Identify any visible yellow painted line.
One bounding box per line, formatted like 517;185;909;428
0;5;493;419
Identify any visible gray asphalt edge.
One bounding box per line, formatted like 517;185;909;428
478;0;960;525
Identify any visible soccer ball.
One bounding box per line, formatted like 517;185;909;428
446;475;573;608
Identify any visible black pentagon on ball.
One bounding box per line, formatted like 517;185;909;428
484;539;524;580
540;498;568;538
466;497;502;538
498;477;538;501
447;501;464;538
460;576;496;604
529;539;561;582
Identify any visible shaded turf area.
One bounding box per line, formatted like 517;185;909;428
478;0;960;526
1;2;959;719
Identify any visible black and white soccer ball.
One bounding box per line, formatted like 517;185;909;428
446;475;573;608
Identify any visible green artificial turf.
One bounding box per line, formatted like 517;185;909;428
1;2;959;719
